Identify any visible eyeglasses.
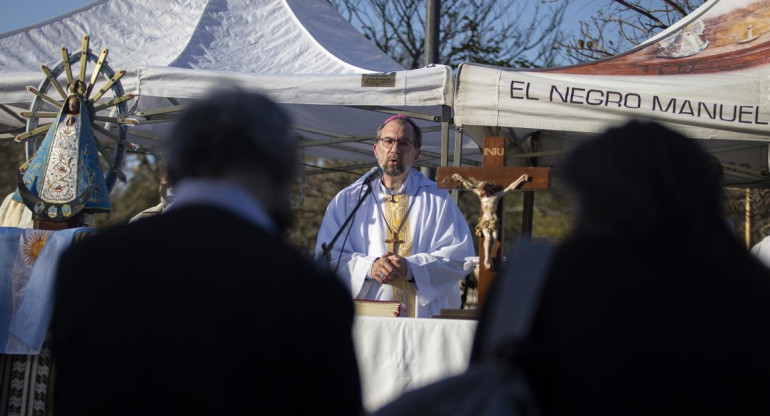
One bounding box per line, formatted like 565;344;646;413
378;137;414;151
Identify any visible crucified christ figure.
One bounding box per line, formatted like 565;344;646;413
452;173;530;270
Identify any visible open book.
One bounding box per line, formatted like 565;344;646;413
354;300;402;317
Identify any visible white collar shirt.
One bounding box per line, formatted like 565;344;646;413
167;179;277;234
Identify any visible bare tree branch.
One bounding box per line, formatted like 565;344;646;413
559;0;704;64
328;0;570;69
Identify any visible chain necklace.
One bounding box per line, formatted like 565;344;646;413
383;184;402;203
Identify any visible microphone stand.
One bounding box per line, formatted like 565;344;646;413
320;181;375;268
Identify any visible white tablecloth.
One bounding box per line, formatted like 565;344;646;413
353;316;477;412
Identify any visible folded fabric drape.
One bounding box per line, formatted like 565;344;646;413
0;227;89;354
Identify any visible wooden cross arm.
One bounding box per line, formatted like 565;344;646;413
436;166;550;191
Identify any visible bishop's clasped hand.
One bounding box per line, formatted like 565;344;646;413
372;253;407;284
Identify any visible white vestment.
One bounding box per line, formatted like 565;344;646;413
751;235;770;269
315;168;475;318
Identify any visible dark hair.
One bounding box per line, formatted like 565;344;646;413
375;114;422;148
164;88;294;185
563;120;733;256
480;181;502;195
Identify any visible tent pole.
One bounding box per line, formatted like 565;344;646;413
522;192;535;238
440;105;451;167
448;107;461;201
425;0;440;66
521;133;539;238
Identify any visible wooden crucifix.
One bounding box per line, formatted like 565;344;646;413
437;137;550;306
385;230;404;254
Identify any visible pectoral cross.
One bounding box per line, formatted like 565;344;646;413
437;136;551;306
385;229;404;254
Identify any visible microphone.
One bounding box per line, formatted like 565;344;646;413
363;166;383;185
320;166;381;268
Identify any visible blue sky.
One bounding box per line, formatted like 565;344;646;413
0;0;97;34
1;0;602;35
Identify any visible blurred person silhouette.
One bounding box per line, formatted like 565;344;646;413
52;88;362;415
470;120;770;415
129;171;175;223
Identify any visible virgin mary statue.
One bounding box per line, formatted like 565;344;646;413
13;80;111;222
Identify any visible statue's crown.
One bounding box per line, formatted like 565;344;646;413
67;80;85;96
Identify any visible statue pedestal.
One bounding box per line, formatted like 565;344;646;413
34;212;93;231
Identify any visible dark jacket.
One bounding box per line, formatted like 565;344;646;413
473;121;770;415
53;205;362;415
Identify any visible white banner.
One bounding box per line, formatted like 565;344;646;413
456;64;770;141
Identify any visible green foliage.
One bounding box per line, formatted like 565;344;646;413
284;158;372;255
94;153;163;229
724;188;770;250
0;139;26;198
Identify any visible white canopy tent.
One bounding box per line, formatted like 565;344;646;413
0;0;481;175
454;0;770;187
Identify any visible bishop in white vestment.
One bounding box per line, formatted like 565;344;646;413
315;115;474;318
